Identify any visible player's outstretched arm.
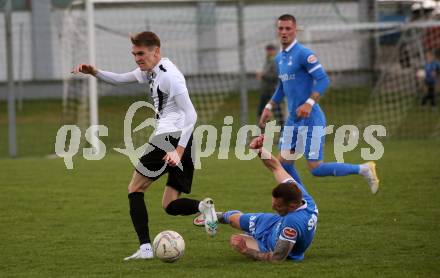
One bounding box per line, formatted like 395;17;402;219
270;239;295;262
72;64;138;84
259;100;274;128
249;135;292;184
162;93;197;167
231;235;294;262
95;70;138;84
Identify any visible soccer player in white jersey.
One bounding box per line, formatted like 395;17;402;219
72;31;218;260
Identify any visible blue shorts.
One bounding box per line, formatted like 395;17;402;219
279;110;326;161
239;213;281;252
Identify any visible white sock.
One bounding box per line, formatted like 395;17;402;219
359;164;370;175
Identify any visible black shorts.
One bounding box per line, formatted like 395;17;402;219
136;132;194;194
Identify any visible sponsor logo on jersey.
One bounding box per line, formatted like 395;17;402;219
249;215;257;236
159;64;167;72
279;73;295;81
282;227;297;239
307;55;318;64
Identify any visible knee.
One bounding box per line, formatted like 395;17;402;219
128;180;151;193
128;177;152;193
128;183;144;193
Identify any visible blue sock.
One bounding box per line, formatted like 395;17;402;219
311;162;360;177
281;162;303;184
222;210;241;224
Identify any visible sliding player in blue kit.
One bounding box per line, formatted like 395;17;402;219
259;14;379;194
215;135;317;262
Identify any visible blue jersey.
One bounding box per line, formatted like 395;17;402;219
425;60;440;84
240;180;318;261
268;180;318;261
271;40;329;123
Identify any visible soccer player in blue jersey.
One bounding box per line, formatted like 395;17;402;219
213;135;317;262
259;14;379;194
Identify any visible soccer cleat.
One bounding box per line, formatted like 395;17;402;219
199;198;218;236
362;162;380;194
123;243;154;261
193;213;205;227
193;212;226;227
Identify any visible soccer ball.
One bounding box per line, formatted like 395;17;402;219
153;230;185;263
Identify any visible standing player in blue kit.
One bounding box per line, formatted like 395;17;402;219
259;14;379;194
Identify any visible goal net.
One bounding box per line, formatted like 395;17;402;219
58;0;440;150
357;21;440;139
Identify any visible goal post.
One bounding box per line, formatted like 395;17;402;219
63;0;255;149
86;0;100;154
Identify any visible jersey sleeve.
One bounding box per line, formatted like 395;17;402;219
168;72;189;98
301;49;329;96
96;68;143;84
271;81;285;104
166;71;195;147
174;93;197;147
132;68;149;83
278;223;299;244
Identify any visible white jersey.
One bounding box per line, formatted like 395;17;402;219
95;57;196;147
133;58;188;135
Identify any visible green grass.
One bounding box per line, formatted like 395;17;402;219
1;87;439;158
0;140;439;277
0;99;63;157
0;87;439;276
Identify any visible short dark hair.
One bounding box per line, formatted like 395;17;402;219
272;180;302;206
278;14;296;23
130;31;161;48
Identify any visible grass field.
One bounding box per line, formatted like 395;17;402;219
1;88;439;157
1;140;439;277
1;89;439;277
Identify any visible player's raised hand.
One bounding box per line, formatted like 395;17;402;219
249;135;265;149
71;64;97;75
296;103;312;118
259;107;272;128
